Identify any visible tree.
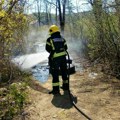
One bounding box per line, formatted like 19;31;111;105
0;0;28;81
87;0;120;78
115;0;120;31
57;0;67;32
36;0;42;26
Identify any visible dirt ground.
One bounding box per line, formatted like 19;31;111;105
23;56;120;120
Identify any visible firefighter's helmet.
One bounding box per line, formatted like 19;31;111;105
49;25;60;35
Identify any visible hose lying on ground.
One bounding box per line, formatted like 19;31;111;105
66;51;92;120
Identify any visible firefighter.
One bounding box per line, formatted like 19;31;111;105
45;25;69;95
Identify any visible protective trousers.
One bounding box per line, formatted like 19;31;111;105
50;56;69;92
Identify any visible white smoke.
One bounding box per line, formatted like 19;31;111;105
24;25;85;57
24;26;49;54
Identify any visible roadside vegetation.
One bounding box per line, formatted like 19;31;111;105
0;0;30;119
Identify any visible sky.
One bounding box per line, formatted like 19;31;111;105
25;0;92;14
73;0;92;12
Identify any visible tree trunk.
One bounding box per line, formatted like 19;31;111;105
36;0;41;26
115;0;120;31
55;0;58;24
92;0;105;47
45;1;49;25
57;0;66;33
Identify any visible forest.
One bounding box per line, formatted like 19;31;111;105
0;0;120;119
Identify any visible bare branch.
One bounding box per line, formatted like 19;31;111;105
7;0;18;14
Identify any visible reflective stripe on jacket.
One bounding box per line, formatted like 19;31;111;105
46;37;67;59
50;38;67;58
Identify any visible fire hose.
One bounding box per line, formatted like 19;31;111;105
66;51;92;120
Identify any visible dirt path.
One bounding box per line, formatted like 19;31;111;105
25;75;85;120
21;48;120;120
24;66;120;120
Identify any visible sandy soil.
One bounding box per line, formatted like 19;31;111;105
23;64;120;120
19;48;120;120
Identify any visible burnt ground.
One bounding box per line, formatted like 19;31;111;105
21;52;120;120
